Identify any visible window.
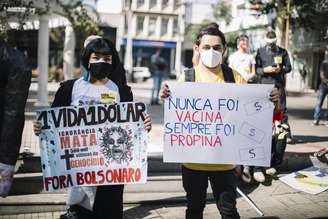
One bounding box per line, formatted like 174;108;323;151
137;0;144;8
162;0;169;9
137;16;145;34
174;0;180;10
173;18;179;36
150;0;157;8
149;17;157;35
125;0;131;9
161;18;169;36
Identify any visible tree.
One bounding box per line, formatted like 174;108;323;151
248;0;328;47
0;0;102;49
212;1;232;25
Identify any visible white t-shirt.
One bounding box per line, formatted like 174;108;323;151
71;78;120;106
67;77;120;210
228;51;256;81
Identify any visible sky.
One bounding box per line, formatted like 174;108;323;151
83;0;122;13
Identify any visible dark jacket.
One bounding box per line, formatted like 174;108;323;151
255;45;291;88
0;41;31;165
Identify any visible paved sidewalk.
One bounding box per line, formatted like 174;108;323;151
5;81;327;219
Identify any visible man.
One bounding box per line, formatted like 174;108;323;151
150;49;166;105
228;34;256;83
312;50;328;126
0;40;31;197
160;23;279;219
254;30;292;182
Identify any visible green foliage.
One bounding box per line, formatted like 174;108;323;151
248;0;328;31
212;1;232;25
0;0;102;49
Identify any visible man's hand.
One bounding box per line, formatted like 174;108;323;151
143;114;152;132
263;66;275;74
160;83;171;100
264;66;281;74
273;66;282;74
269;87;280;112
33;121;41;136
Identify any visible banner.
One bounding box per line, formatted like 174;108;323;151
280;166;328;194
164;82;274;167
36;102;148;192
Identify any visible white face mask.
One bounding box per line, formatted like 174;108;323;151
200;48;222;68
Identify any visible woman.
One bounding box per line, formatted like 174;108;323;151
34;37;151;219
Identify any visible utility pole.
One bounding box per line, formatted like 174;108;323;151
285;0;291;49
124;0;133;81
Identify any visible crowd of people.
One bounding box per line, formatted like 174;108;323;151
0;21;327;219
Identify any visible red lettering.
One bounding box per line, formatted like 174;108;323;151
135;168;141;182
170;134;178;146
76;172;84;185
60;136;70;149
175;111;183;121
98;170;105;184
44;177;52;191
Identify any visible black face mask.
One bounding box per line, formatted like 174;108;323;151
89;62;113;80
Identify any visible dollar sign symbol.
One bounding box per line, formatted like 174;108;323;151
254;102;262;111
249;128;256;137
249;149;256;158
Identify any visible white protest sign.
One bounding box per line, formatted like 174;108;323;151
36;102;148;192
163;82;274;167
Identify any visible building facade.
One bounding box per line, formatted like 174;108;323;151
116;0;185;76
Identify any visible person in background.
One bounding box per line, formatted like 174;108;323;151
228;34;256;83
228;34;257;183
312;50;328;126
150;49;167;105
254;30;292;183
0;40;31;197
34;37;152;219
160;23;280;219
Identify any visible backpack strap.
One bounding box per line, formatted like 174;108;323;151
221;64;235;83
51;79;77;107
184;68;195;82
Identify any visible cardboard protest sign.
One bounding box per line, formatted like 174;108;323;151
36;102;148;192
163;82;274;167
280;166;328;194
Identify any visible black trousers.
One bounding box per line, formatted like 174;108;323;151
254;136;287;172
182;166;240;219
72;184;124;219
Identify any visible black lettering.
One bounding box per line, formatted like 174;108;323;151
135;102;146;121
67;108;78;127
51;109;63;128
37;111;50;130
97;106;108;124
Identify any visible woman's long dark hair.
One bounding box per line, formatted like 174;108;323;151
81;38;132;101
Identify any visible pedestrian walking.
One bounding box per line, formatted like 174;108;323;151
34;37;152;219
150;49;167;105
160;23;280;219
0;40;31;197
312;50;328;126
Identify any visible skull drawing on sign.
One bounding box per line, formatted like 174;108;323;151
100;126;133;164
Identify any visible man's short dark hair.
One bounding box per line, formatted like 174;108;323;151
81;38;119;70
237;34;249;41
195;23;226;46
266;31;276;39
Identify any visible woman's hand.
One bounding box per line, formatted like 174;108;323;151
269;87;281;112
143;114;152;132
160;83;170;100
33;121;41;136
